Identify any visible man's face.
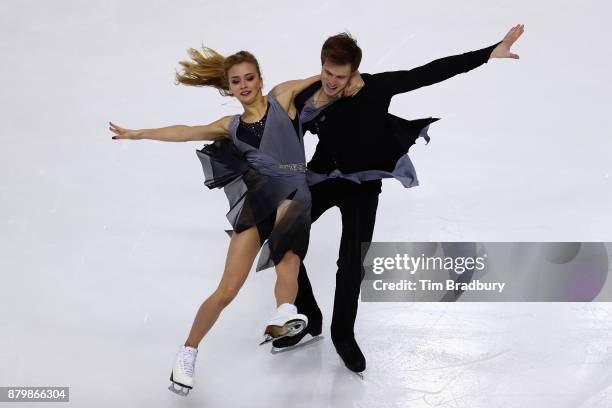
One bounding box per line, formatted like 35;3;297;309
320;61;353;98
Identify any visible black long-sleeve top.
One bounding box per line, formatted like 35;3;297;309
295;41;502;175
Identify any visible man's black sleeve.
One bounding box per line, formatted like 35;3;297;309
372;41;502;96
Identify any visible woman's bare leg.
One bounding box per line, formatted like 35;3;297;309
273;200;301;306
184;226;261;348
274;250;300;306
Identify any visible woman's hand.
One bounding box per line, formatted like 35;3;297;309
109;122;143;140
342;71;364;97
491;24;525;59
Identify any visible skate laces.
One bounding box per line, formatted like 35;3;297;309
181;347;197;376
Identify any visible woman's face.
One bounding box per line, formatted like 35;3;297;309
227;62;263;105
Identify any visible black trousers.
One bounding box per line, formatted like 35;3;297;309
295;178;381;341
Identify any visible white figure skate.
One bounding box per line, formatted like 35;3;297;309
260;303;308;346
168;345;198;396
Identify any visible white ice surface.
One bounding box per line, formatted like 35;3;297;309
1;0;612;407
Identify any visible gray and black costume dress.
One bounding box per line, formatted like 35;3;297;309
195;94;311;272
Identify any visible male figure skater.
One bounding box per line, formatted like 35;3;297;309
272;25;525;373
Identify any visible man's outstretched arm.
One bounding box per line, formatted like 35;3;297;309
374;24;525;96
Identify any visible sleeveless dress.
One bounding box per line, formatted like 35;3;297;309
195;94;311;272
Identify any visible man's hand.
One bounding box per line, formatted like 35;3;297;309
491;24;525;59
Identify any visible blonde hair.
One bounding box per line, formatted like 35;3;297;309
175;46;262;96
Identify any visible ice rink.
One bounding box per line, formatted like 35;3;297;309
1;0;612;406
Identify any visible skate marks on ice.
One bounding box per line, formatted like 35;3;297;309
270;334;324;355
353;303;612;408
554;305;612;408
397;348;511;373
270;334;365;379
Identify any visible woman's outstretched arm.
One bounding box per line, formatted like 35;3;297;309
109;116;232;142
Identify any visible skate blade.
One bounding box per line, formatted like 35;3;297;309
270;334;324;354
168;383;190;396
259;334;274;346
168;373;192;396
337;358;365;379
260;319;306;346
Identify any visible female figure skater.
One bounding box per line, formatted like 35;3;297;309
109;47;361;395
